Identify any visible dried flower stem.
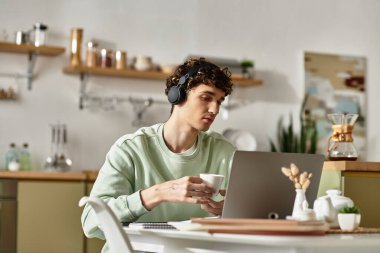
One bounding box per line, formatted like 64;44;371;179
281;163;313;190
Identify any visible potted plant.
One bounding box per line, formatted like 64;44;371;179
240;59;254;79
269;94;318;154
337;205;361;230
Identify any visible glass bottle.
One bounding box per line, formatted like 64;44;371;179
19;143;32;171
70;28;83;66
5;143;18;170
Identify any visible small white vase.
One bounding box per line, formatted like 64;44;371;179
292;189;308;219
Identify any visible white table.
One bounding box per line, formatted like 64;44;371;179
124;228;380;253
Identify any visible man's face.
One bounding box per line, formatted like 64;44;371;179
177;84;225;131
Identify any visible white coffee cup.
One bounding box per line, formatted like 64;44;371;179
200;173;224;197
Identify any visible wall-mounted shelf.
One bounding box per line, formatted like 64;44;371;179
63;65;263;86
0;41;65;56
63;65;263;115
0;41;65;89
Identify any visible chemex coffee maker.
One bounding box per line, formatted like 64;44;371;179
326;113;359;161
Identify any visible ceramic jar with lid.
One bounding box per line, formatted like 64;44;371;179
134;55;152;71
313;189;354;227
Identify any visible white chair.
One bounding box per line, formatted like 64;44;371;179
79;196;134;253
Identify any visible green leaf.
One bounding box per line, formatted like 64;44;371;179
339;205;360;214
269;139;278;152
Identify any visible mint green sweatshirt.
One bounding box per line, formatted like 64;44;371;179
81;123;235;250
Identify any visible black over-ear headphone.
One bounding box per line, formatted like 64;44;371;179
167;63;216;105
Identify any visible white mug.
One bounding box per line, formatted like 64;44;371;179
200;173;224;197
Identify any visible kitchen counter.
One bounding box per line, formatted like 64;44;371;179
0;170;99;182
2;161;380;182
0;169;102;253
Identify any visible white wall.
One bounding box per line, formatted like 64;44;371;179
1;0;379;171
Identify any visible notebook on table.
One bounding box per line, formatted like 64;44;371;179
126;222;177;230
222;151;325;219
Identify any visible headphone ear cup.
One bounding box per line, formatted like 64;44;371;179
168;86;185;105
168;63;210;105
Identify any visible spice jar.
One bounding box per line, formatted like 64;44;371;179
115;50;127;69
70;28;83;67
85;41;98;67
32;23;48;47
100;49;113;68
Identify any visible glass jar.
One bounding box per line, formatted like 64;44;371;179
115;50;127;69
15;31;30;45
100;49;113;68
85;41;98;67
32;23;48;47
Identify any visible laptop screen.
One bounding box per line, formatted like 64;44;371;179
222;151;325;219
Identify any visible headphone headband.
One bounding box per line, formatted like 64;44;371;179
178;63;216;86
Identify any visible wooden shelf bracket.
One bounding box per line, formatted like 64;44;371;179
78;72;89;110
0;41;65;90
0;52;37;90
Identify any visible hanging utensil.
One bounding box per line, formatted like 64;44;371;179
59;124;72;171
45;124;56;170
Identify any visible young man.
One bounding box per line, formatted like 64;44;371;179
81;58;236;244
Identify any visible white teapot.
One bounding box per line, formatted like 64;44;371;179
313;189;354;227
313;195;336;223
326;189;354;210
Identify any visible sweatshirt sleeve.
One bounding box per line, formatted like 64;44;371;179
80;141;149;239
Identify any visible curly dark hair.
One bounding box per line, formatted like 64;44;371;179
165;57;234;103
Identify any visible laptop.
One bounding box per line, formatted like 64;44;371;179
222;151;325;219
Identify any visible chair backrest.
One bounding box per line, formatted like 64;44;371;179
79;196;134;253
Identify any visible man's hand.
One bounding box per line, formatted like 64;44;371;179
200;189;226;215
140;176;214;210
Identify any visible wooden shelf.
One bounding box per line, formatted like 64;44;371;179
0;41;65;56
63;65;167;80
63;65;263;86
230;76;263;86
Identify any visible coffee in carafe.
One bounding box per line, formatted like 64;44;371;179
327;113;358;161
